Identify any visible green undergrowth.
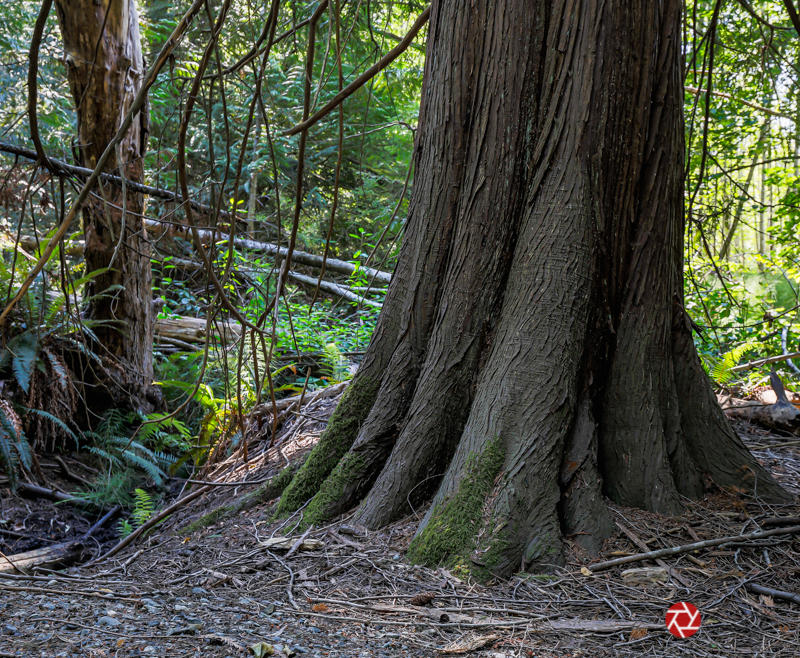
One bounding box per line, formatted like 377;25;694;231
276;376;378;516
180;464;298;535
406;435;505;574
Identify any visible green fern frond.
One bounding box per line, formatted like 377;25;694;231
27;408;81;447
42;348;69;390
119;449;166;485
0;408;31;485
321;342;349;383
9;332;39;393
87;445;123;468
709;343;754;385
131;488;154;526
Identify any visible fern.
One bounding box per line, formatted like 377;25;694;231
708;343;754;385
131;488;154;527
85;411;168;485
0;403;31;487
27;409;81;447
8;332;39;393
117;518;134;537
321;342;349;383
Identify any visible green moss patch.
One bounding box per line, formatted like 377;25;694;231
301;450;366;527
276;377;378;516
407;435;505;568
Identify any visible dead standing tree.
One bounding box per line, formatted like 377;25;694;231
276;0;788;577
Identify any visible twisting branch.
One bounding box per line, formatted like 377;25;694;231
27;0;54;168
285;5;430;136
782;0;800;35
277;0;330;314
0;0;208;328
176;0;265;333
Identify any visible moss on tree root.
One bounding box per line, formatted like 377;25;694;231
407;436;505;571
300;451;366;527
276;377;378;516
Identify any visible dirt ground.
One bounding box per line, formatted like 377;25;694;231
1;394;799;657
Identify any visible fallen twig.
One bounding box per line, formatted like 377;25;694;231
589;524;800;572
87;485;212;565
745;582;800;604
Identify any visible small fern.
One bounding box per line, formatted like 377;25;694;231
321;342;349;383
131;488;154;526
707;343;754;385
0;400;31;488
116;488;155;538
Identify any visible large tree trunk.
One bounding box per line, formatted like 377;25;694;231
277;0;788;577
54;0;154;408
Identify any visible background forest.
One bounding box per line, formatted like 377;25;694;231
0;0;798;530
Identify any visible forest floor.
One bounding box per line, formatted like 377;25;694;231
1;391;799;657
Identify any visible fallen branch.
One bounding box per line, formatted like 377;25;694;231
160;226;392;284
0;140;247;224
588;524;800;572
724;371;800;431
745;582;800;604
18;482;95;508
615;521;691;587
162;256;384;306
0;541;83;575
88;485;212;564
155;315;242;344
286;270;382;308
730;351;800;373
761;515;800;527
19;228;393;285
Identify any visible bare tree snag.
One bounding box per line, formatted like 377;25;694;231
276;0;788;578
53;0;155;409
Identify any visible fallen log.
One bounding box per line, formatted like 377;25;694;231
286;270;382;308
18;234;391;296
0;506;118;574
0;541;84;575
143;221;392;284
18;483;94;508
155;316;242;344
745;582;800;605
723;371;800;432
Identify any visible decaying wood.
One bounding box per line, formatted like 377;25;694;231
161;256;383;308
615;521;691;587
0;541;84;575
154;316;242;344
0;505;118;574
286;270;382;308
589;524;800;572
142;220;392;284
723;372;800;431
